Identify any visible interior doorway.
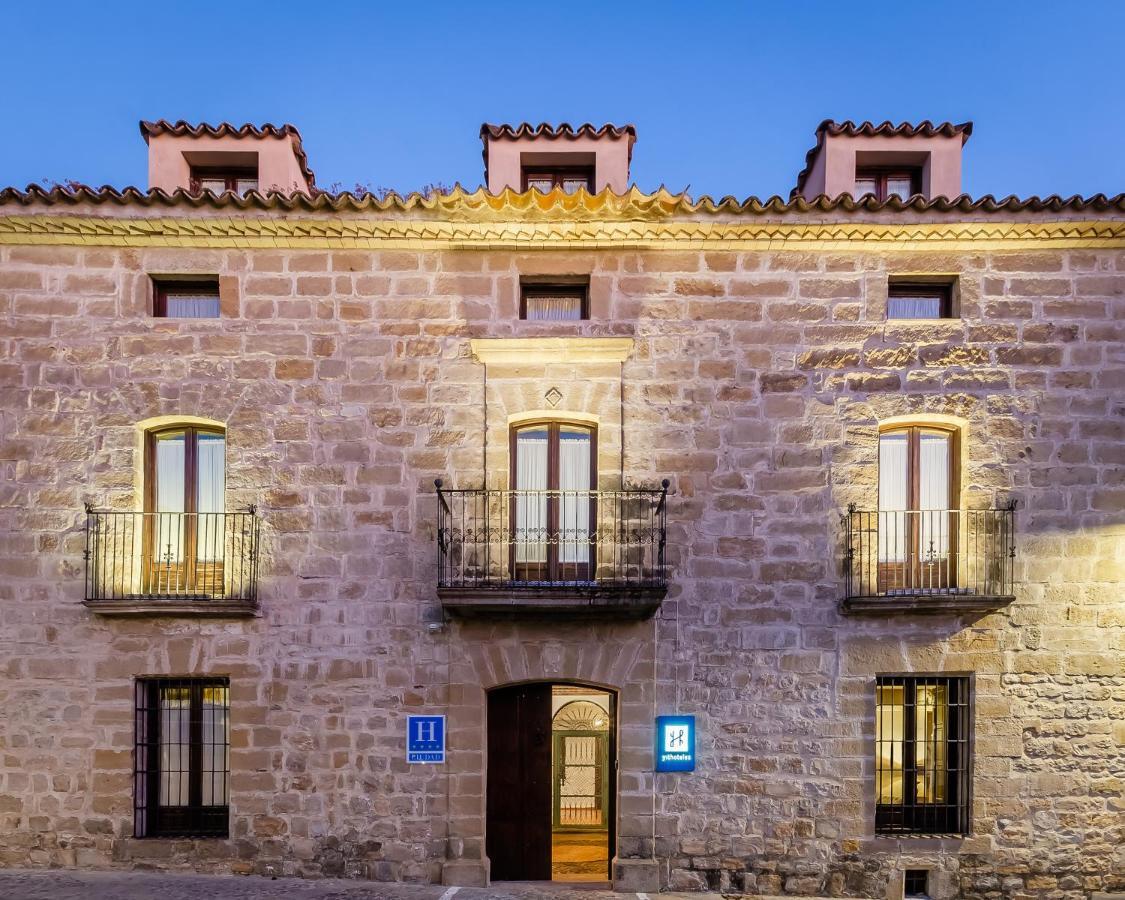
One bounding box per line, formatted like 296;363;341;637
486;683;615;883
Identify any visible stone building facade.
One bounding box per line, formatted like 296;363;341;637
0;119;1122;899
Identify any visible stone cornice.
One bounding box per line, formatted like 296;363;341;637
0;214;1123;251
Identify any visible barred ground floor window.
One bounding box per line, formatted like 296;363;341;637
134;677;230;838
875;674;971;836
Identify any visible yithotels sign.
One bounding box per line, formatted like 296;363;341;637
655;715;695;772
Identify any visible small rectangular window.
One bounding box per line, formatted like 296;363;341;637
876;675;971;836
521;166;595;194
887;280;955;320
520;279;589;321
189;167;259;196
153;278;222;318
134;676;230;838
904;870;930;897
855;167;921;201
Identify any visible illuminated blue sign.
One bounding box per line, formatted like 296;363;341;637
407;715;445;764
655;715;695;772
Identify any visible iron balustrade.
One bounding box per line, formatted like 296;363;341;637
843;505;1016;600
84;506;260;603
435;481;669;591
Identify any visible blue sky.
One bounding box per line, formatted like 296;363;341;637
2;1;1123;199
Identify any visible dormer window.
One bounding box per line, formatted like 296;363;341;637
854;167;921;201
521;166;594;194
189;166;259;196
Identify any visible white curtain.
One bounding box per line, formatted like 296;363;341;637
155;433;186;563
887;294;943;319
195;434;225;562
559;433;591;564
919;432;950;559
878;432;909;562
165;292;221;318
515;432;548;563
524;295;583;321
159;687;191;806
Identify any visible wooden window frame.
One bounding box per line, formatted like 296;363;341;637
509;420;598;582
518;280;590;321
878;424;960;593
152;278;222;318
855;166;922;201
520;165;595;192
887;281;955;320
188;166;259;194
143;424;226;595
875;675;972;836
134;676;230;838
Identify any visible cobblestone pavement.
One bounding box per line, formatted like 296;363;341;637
0;870;729;900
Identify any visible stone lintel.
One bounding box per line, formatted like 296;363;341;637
470;337;634;366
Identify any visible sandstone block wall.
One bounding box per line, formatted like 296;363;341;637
0;229;1122;898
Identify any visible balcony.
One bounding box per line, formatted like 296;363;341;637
840;505;1016;614
435;481;669;618
83;507;260;616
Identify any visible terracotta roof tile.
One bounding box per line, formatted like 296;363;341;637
139;119;317;188
480;122;637;175
1;182;1121;218
793;119;974;196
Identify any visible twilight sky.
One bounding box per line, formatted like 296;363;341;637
2;0;1123;200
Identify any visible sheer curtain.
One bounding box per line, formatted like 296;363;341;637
165;291;221;318
918;432;950;559
558;431;591;564
155;433;186;563
515;431;548;563
524;295;583;321
878;432;909;562
196;433;226;561
887;294;943;319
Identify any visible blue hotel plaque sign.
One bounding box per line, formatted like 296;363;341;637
406;715;446;764
655;715;695;772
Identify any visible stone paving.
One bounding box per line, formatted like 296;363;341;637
0;870;733;900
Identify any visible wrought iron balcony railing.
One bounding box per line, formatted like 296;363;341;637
84;507;260;608
435;481;669;608
842;505;1016;611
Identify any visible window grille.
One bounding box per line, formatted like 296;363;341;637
875;675;971;835
134;676;230;838
904;869;930;897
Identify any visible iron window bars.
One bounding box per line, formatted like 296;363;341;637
875;675;971;836
843;505;1015;601
84;507;260;603
435;482;669;591
134;677;230;838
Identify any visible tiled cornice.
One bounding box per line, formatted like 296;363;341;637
0;214;1122;251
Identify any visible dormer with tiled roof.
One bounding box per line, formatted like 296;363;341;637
794;120;972;202
481;122;636;194
141;120;316;196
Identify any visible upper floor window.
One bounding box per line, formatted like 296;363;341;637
520;278;589;321
887;281;954;320
522;166;595;194
153;278;221;319
189;166;258;196
511;420;596;581
145;424;226;595
878;425;958;592
134;676;230;838
855;167;921;201
875;675;971;836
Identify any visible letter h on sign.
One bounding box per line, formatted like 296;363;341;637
407;715;446;764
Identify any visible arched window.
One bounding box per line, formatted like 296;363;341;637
144;425;226;593
878;425;959;592
510;421;596;582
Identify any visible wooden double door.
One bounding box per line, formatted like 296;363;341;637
486;684;616;882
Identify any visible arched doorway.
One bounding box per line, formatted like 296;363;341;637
486;683;616;883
